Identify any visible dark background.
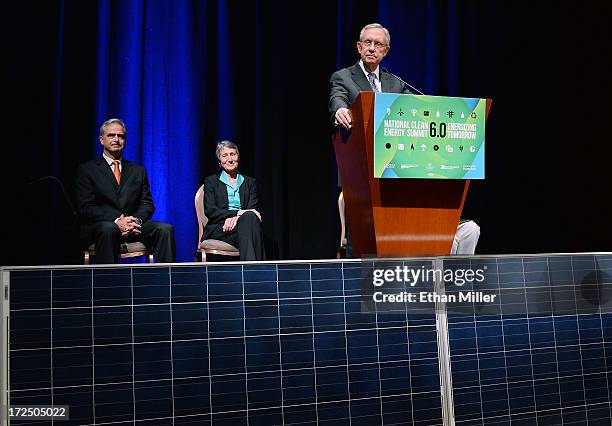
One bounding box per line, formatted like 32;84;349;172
2;1;611;265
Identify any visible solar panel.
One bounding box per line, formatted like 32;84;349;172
2;254;611;425
444;254;612;425
3;260;442;425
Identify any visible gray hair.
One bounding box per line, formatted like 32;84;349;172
215;140;239;161
99;118;126;136
359;23;390;47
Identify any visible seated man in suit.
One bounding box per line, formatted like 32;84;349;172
202;140;264;261
329;23;481;255
76;118;176;263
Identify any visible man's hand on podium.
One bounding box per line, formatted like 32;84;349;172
335;107;352;129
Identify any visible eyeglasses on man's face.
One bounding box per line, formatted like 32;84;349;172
359;39;388;50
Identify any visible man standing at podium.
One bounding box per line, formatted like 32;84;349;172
329;23;414;129
328;23;480;255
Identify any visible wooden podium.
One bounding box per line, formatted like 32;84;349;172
333;92;491;257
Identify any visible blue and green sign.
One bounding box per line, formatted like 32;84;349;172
373;93;487;179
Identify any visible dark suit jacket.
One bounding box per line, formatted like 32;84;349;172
75;158;155;225
328;61;414;123
202;173;259;240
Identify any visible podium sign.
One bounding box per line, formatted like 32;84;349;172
333;92;492;256
373;93;487;179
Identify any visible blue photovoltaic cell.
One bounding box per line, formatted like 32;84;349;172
4;254;611;425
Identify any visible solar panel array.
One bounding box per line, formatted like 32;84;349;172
5;260;442;426
3;253;611;425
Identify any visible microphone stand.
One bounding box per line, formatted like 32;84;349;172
383;67;425;95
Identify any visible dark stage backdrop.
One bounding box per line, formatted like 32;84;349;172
3;1;611;265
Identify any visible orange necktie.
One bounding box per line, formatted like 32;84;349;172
113;160;121;184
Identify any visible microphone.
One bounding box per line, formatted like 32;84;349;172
382;67;425;95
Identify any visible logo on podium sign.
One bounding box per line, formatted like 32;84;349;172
373;93;487;179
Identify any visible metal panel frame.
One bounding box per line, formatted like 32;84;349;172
1;270;9;426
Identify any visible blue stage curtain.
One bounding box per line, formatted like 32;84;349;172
94;0;210;261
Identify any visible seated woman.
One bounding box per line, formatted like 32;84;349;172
202;140;265;261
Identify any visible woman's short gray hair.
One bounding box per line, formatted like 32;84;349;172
99;118;126;136
215;140;239;160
